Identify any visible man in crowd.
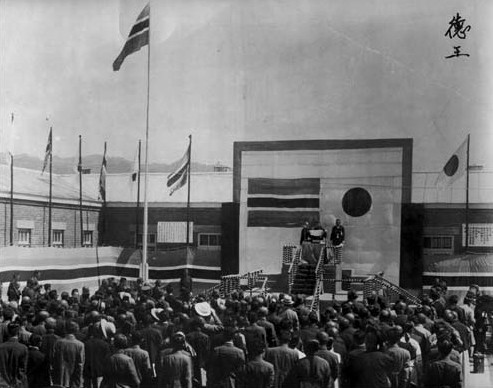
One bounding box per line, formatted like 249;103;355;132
0;274;478;388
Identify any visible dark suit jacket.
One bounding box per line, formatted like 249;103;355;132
27;347;50;388
102;351;140;388
52;334;85;388
0;338;28;388
208;342;246;388
265;345;299;388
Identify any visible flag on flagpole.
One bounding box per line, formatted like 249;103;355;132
113;3;150;71
41;128;52;174
131;146;139;182
435;137;468;187
99;144;108;201
167;143;190;196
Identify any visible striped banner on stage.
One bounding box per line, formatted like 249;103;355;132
247;178;320;227
0;246;221;294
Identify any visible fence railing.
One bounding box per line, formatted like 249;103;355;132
363;274;421;305
288;247;301;294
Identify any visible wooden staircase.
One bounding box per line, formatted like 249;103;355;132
290;263;317;295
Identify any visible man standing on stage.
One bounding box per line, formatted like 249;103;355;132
330;219;345;264
330;219;345;246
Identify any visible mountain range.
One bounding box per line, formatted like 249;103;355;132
0;153;230;174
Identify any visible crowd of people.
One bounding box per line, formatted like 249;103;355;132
0;271;489;388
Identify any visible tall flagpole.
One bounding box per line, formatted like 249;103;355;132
465;133;470;251
9;153;13;246
142;2;152;281
135;140;141;249
79;135;84;247
186;135;192;246
48;127;53;247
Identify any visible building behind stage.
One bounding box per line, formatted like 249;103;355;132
1;140;493;295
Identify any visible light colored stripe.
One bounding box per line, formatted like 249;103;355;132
0;262;140;272
151;278;219;283
12;277;218;288
149;264;221;271
423;272;493;277
128;28;149;41
423;285;493;291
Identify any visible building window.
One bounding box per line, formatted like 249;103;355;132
136;233;156;248
423;235;453;254
83;231;93;247
463;223;493;247
52;230;64;247
18;229;31;247
198;233;221;248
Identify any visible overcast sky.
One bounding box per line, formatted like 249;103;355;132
1;0;492;171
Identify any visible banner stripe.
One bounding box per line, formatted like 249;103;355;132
167;162;188;187
112;3;150;71
248;178;320;195
423;275;493;288
247;197;319;208
149;268;220;280
129;19;149;37
248;210;319;228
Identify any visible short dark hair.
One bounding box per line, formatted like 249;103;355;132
65;320;79;335
114;334;128;349
438;339;453;357
7;323;20;337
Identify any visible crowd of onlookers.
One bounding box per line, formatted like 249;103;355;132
0;271;489;388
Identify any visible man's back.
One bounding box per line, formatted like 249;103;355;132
265;345;299;388
0;338;28;388
238;359;275;388
208;342;245;387
351;350;393;388
53;334;85;388
425;357;461;388
285;355;331;388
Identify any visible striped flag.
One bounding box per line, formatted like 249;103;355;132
113;3;150;71
435;137;468;188
247;178;320;227
41;128;52;174
98;144;107;201
167;142;190;196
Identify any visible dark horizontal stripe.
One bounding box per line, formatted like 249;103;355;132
129;19;149;37
423;275;493;288
149;268;221;280
248;210;319;228
0;266;139;283
248;178;320;196
247;197;319;208
113;32;149;71
167;162;189;187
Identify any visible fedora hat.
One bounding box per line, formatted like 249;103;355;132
194;301;212;317
282;295;294;306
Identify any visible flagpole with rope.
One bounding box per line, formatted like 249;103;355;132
48;127;53;247
465;133;470;251
186;134;192;247
79;135;84;247
112;1;151;280
9;113;14;246
135;139;141;249
142;3;152;282
9;152;13;246
99;142;107;245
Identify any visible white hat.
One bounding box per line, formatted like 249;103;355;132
282;295;295;306
194;302;212;317
150;308;164;321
